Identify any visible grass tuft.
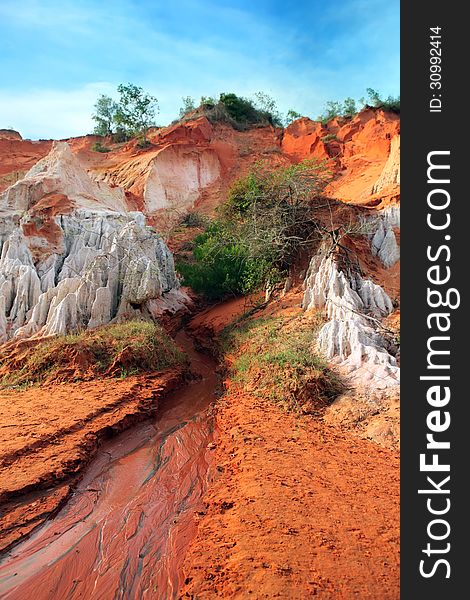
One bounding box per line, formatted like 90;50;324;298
0;320;186;388
219;314;342;414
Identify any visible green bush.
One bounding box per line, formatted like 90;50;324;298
342;97;357;118
179;96;197;118
318;89;400;123
177;159;333;300
220;93;262;124
92;141;111;153
319;100;344;123
200;92;283;130
366;88;400;112
177;223;259;299
180;211;209;228
285;109;302;125
112;128;131;143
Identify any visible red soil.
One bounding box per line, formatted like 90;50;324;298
0;330;218;600
0;368;183;553
283;109;400;206
179;299;400;599
0;109;400;595
189;295;263;335
0;138;52;192
0;109;399;222
181;388;399;599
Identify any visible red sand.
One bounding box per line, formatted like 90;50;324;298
180;299;400;599
0;369;183;553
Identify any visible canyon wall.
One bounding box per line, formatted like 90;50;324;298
0;109;399;352
283;108;400;206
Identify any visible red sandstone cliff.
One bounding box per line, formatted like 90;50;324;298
0;108;399;216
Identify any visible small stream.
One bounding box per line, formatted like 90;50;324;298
0;330;217;599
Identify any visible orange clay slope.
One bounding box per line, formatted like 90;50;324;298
180;295;399;600
1;107;399;216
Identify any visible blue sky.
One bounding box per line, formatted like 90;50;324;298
0;0;399;139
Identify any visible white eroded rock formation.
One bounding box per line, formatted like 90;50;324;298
0;143;189;342
302;254;399;388
363;205;400;269
143;145;221;213
1;141;128;214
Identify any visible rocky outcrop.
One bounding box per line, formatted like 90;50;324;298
0;130;22;141
1;109;400;214
367;205;400;268
281;118;333;162
89;117;280;220
303;254;399;388
0;209;189;341
0;144;189;342
283;109;400;205
0;136;52;194
1;141;128;214
143;145;221;213
372;135;400;194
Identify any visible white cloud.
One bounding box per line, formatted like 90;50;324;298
0;0;398;139
0;77;325;140
0;83;115;139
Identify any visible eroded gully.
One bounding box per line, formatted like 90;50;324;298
0;330;218;599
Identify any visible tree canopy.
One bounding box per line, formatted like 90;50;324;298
92;83;159;142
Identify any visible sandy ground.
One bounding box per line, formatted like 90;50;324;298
180;387;399;599
0;369;183;553
0;331;218;599
179;297;400;599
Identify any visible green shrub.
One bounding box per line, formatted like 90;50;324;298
342;97;357;118
200;95;217;108
319;100;344;124
174;91;284;130
177;223;257;299
366;88;400;112
219;93;262;124
317;89;400;123
285;109;302;125
180;211;209;228
92;141;111;153
177;159;333;300
252;92;284;127
179;96;197;118
112;128;131;143
201;92;283;130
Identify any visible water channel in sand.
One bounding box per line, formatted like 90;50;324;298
0;330;217;599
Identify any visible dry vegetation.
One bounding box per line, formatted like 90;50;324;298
0;321;186;389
